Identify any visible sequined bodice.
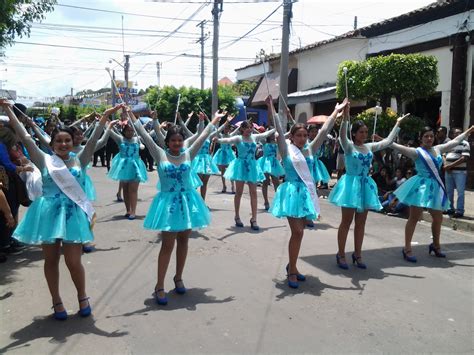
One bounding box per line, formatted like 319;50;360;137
414;154;442;178
119;141;139;158
345;150;373;176
263;143;277;158
41;166;86;198
282;157;304;183
158;161;194;192
236;140;256;160
197;139;211;155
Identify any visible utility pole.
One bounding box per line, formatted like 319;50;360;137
211;0;223;114
124;54;130;104
111;70;116;106
70;88;73;97
278;0;292;128
196;20;208;90
156;61;161;87
354;16;358;30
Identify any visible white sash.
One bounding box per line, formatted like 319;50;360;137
416;147;447;206
45;154;96;228
288;144;320;215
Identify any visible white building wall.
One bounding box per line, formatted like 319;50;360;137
296;38;368;91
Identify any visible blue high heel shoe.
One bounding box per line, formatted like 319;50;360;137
78;297;92;317
52;302;68;321
402;248;417;263
287;274;299;289
153;289;168;305
234;217;244;228
250;219;260;231
336;254;349;270
351;253;367;269
286;264;306;281
429;243;446;258
174;276;186;295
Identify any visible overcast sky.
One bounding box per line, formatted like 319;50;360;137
1;0;434;104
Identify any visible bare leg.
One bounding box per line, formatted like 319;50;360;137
199;174;210;200
219;166;227;192
353;210;369;257
234;181;245;220
262;174;270;207
287;217;306;283
156;232;177;295
42;242;63;311
270;175;280;191
404;206;423;254
248;183;258;222
128;181;140;216
175;230;191;281
337;207;355;260
116;181;123;200
122;182;130;214
429;209;443;249
63;243;87;308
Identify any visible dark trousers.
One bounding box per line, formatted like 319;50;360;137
93;147;106;167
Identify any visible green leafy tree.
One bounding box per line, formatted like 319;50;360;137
145;85;237;128
1;0;56;48
233;80;257;96
336;54;439;113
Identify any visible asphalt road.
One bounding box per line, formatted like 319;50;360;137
1;166;473;354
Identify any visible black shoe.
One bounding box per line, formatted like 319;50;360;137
4;245;23;255
444;209;455;215
0;252;7;263
453;212;464;218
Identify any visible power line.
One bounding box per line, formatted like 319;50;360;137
13;41;255;61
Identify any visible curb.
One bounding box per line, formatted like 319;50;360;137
421;211;474;232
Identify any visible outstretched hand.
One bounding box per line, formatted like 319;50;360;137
211;110;227;125
334;98;349;112
397;113;410;124
0;98;13;108
103;104;125;117
226;114;235;123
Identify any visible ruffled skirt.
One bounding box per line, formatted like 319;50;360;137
270;181;317;220
144;190;211;232
224;158;265;183
394;175;448;211
13;196;93;245
107;155;148;182
192;154;220;175
257;156;285;177
212;147;236;166
328;174;381;212
312;157;330;183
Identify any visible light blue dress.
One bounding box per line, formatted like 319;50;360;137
270;157;317;220
13;164;94;245
328;150;381;212
192;139;220;175
257;143;285;177
224;139;265;183
70;151;96;201
212;144;236;166
108;140;148;182
394;154;448;211
144;160;211;231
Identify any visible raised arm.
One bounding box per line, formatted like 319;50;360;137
0;100;45;168
152;120;166;147
184;116;205;148
94;124;111;151
209;115;233;139
366;113;409;152
184;111;193;127
265;95;287;158
29;121;51;147
127;110;165;163
253;128;276;142
390;143;418;160
436;126;474;154
78;105;122;166
177;112;193;138
309;99;348;154
338;118;353;155
188;111;225;160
